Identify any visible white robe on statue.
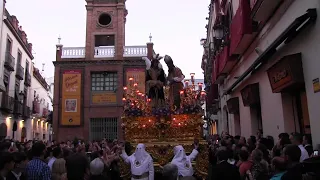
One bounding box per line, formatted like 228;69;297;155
121;143;154;180
171;145;198;177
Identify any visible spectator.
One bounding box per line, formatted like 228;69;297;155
162;163;178;180
290;133;309;162
303;134;313;157
211;150;241;180
48;146;62;170
25;142;51;180
281;144;303;180
270;157;287;180
238;150;253;177
6;152;27;180
52;159;67;180
65;144;89;180
89;158;105;180
0;152;15;180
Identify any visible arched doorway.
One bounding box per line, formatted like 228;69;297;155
0;123;7;140
21;127;27;142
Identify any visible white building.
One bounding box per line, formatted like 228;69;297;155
0;6;52;142
203;0;320;147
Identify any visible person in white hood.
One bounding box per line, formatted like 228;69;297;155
121;143;154;180
171;144;199;178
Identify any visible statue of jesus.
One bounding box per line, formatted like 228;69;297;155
145;54;166;108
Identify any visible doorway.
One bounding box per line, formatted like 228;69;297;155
294;91;311;134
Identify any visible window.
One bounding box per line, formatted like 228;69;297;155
91;72;118;91
17;51;22;65
90;117;118;140
6;39;12;53
25;60;29;74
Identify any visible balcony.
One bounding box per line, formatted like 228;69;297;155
42;108;48;118
32;101;40;114
15;64;24;80
0;94;14;112
23;106;31;118
13;101;23;115
250;0;282;22
61;46;148;58
216;46;237;83
4;52;15;71
24;72;31;87
230;0;254;55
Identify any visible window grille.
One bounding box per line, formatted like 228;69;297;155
91;72;118;91
89;117;118;141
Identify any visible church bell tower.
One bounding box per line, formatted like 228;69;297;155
85;0;127;60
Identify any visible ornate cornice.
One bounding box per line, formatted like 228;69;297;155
53;59;146;66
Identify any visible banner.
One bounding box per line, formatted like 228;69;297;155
61;70;81;126
126;68;145;94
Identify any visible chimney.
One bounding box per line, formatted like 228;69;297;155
21;31;27;44
11;16;19;30
147;42;154;60
28;43;32;53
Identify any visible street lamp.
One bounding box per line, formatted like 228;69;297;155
200;38;206;46
214;25;224;40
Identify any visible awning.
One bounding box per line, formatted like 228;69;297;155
225;9;317;94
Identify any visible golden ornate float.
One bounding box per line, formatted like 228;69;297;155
120;76;208;179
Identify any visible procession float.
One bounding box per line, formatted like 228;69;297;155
119;55;209;179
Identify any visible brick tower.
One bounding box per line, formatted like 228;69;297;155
85;0;128;60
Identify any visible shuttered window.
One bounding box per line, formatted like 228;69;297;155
91;72;118;91
89;117;118;140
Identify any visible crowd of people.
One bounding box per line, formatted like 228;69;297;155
207;131;320;180
0;131;319;180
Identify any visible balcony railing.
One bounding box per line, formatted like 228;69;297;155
16;64;24;80
33;101;40;114
61;46;148;58
0;94;14;112
42;108;48;117
4;52;15;71
13;101;23;115
23;106;31;118
24;72;31;86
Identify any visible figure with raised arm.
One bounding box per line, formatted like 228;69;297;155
171;144;199;179
121;143;154;180
145;54;166;108
164;55;185;109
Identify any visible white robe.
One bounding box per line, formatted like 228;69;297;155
121;144;154;180
171;145;198;177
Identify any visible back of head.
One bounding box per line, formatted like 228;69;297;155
0;152;14;169
90;158;104;176
216;150;229;161
52;146;62;158
291;132;303;144
31;142;46;157
284;144;301;162
252;149;263;162
162;163;178;180
52;158;66;174
272;157;287;172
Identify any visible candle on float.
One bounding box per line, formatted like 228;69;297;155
129;78;134;86
133;83;138;87
122;97;126;101
190;73;195;82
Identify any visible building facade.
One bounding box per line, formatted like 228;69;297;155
203;0;320;147
53;0;153;141
0;6;52;142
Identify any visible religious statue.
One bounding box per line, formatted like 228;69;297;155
164;55;185;109
145;54;166;108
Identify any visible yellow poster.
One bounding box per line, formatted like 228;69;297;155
61;70;81;126
92;92;117;104
126;68;145;94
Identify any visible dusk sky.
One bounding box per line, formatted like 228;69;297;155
6;0;209;80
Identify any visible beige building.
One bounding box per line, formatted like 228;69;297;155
0;5;52;142
202;0;320;147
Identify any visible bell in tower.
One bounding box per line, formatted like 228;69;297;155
85;0;127;60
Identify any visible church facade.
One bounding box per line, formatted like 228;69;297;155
53;0;153;141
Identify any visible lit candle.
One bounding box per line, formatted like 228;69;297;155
134;83;138;87
129;78;134;86
122;97;126;101
190;73;195;82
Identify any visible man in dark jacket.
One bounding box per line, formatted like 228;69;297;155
211;150;241;180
